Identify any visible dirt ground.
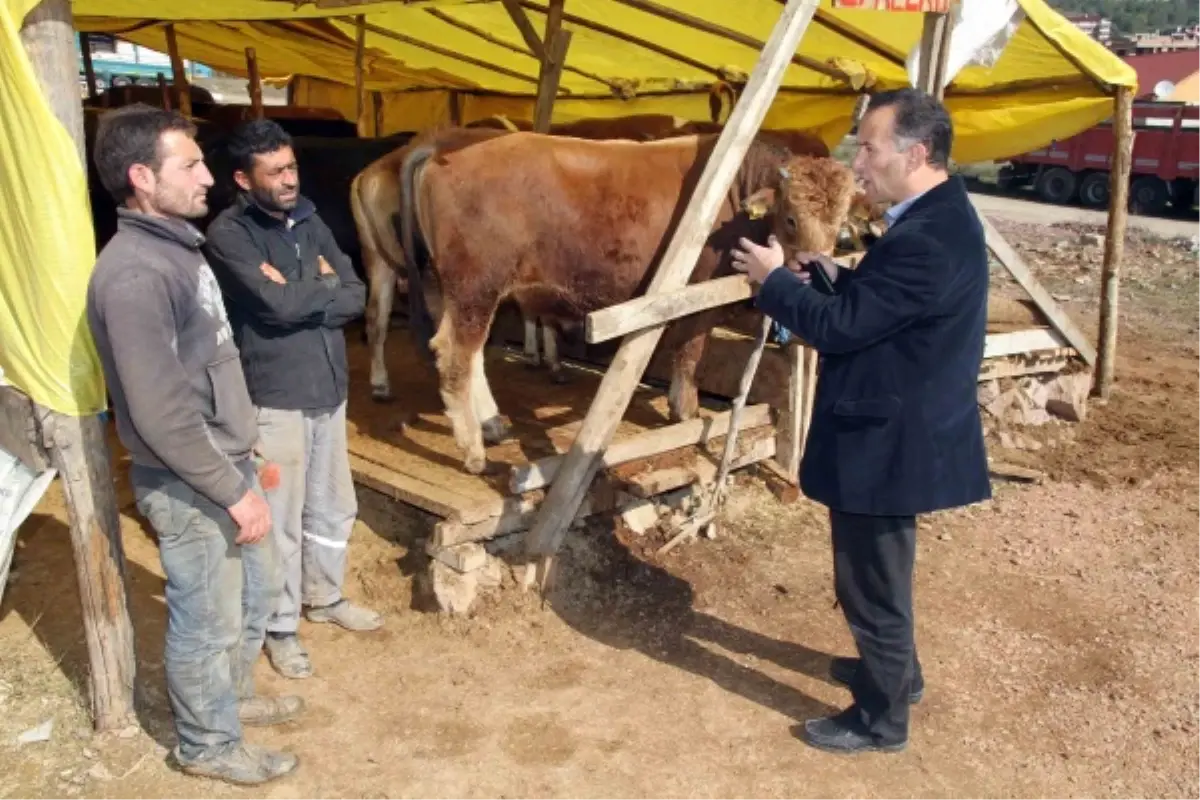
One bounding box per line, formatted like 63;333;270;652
0;213;1196;798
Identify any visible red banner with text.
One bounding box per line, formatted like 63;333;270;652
831;0;950;11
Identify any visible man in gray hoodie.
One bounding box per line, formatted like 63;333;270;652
85;104;302;786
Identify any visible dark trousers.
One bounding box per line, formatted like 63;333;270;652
831;509;922;743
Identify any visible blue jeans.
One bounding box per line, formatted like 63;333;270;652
132;459;279;764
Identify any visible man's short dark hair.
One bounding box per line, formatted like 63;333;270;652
92;103;196;203
866;88;953;170
227;119;293;174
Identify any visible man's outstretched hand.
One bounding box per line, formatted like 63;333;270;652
731;235;786;285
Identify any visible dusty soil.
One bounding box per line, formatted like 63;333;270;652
0;213;1196;798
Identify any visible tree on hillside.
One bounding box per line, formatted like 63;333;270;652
1047;0;1199;35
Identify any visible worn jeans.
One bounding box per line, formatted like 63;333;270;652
255;401;357;634
132;459;279;764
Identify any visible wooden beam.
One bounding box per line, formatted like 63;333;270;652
360;20;546;89
983;327;1067;359
1095;85;1133;398
523;0;823;571
499;0;546;60
773;343;805;484
916;9;953;98
610;0;847;82
354;14;367;134
510;404;773;494
18;0;137;732
586;274;755;343
245;47;264;119
426;7;621;95
164;23;191;118
156;72;170;110
623;434;775;499
533;0;570;132
520;0;726;80
975;210;1096;365
78;32;98;100
978;349;1073;381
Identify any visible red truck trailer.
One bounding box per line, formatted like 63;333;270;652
996;100;1198;215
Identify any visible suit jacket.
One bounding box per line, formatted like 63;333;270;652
755;176;991;517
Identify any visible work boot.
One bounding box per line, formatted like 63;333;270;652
180;743;299;786
239;694;306;727
265;633;313;679
829;656;924;704
305;599;382;631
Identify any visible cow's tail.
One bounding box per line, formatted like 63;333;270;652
400;144;438;362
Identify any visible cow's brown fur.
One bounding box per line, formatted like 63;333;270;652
400;132;855;474
350;114;837;400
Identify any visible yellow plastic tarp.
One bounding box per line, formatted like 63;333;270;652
1;0;104;415
75;0;1137;163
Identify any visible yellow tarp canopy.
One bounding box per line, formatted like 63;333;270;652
2;0;1136;416
73;0;1138;163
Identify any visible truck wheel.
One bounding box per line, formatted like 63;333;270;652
1036;167;1078;204
1129;175;1169;215
1078;171;1110;207
1169;178;1197;213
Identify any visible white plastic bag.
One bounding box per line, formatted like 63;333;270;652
0;447;57;604
906;0;1024;92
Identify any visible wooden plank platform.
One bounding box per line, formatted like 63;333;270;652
344;326;756;525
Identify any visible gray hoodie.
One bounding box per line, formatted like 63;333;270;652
86;209;258;508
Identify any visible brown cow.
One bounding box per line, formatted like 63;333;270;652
400;132;856;474
351;115;832;399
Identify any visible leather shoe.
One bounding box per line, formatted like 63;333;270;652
829;656;924;704
798;709;906;754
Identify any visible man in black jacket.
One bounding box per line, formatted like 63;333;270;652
205;120;379;683
731;89;991;753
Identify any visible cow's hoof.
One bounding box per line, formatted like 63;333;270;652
523;359;544;371
549;369;571;386
481;416;512;445
463;454;487;475
371;385;393;403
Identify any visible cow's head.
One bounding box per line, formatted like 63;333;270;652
742;154;858;256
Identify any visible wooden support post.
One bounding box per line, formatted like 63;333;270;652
164;23;191;118
801;345;817;455
1095;85;1133;398
500;0;547;60
533;0;571;132
354;15;368;136
245;47;264;120
510;404;773;494
586;274;755;344
916;8;954;99
78;32;98;100
156;72;170;110
773;343;805;484
523;0;823;579
17;0;137;732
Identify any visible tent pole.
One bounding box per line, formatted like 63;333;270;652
16;0;138;732
79;32;98;100
245;47;264;119
533;0;570;132
355;14;368;136
1095;85;1134;398
164;23;192;117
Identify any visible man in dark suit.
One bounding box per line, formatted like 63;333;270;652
730;88;991;754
